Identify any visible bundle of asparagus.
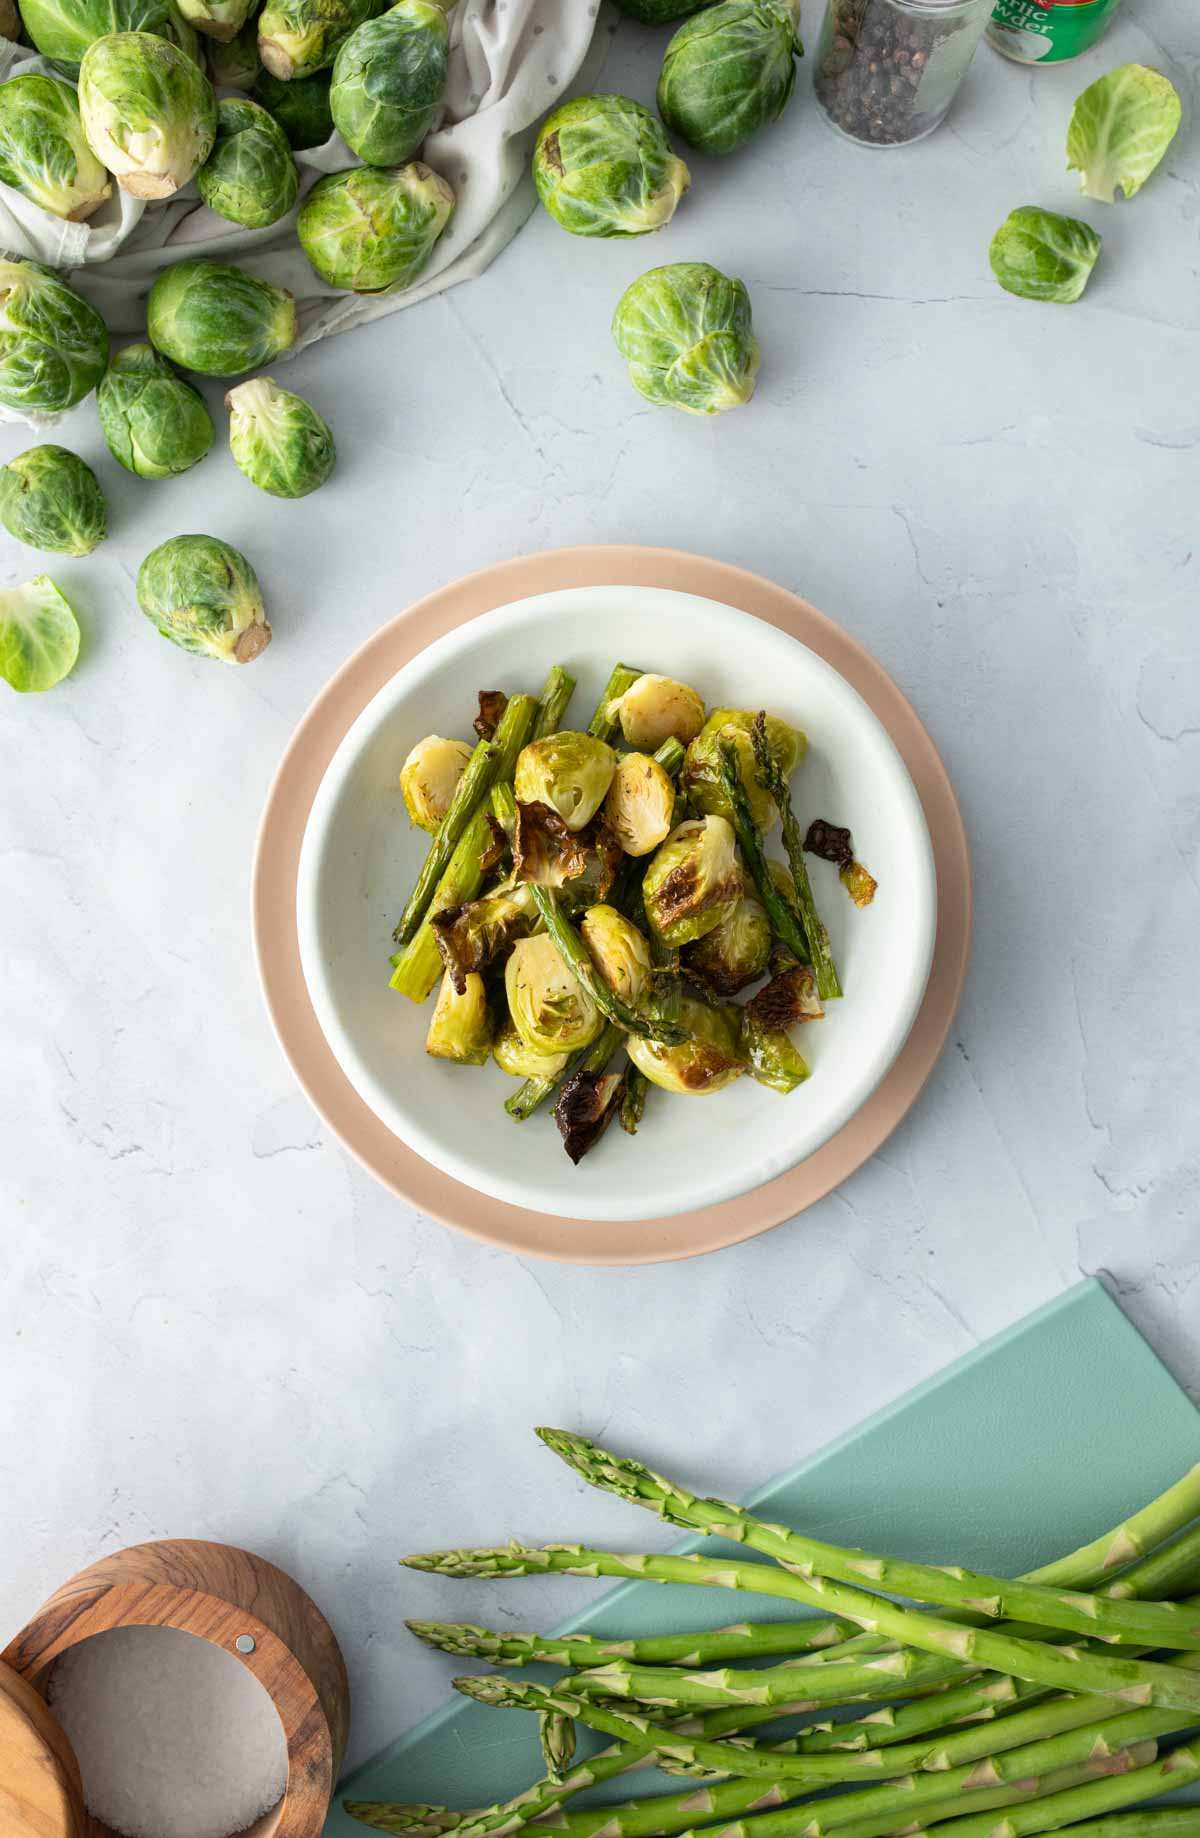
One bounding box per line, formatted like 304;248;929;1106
346;1435;1200;1838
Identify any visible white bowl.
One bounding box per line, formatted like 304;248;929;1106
296;586;936;1222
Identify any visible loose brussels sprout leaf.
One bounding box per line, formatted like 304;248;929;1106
0;445;106;556
330;0;450;167
493;1017;569;1081
178;0;250;40
1067;65;1180;205
207;17;260;86
226;376;335;497
512;798;592;888
426;968;492;1066
0;574;80;693
252;67;332;148
197;96;298;227
642;814;742;948
79;31;217;198
580;904;652;1006
432;881;538;994
683;709;802;830
612;263;760;415
97;342;214;478
298;161;454;293
147;259;296;375
0;258;108;415
474;690;507;740
514;731;616;834
400;733;473;833
745;962;823;1029
258;0;384;81
136;532;271;663
558;819;624;915
683;891;770;997
555;1067;624;1164
20;0;197;75
505;932;603;1057
0;74;112;221
605;750;675;858
615;0;714;19
658;0;801;157
533;93;690;239
841;859;877;907
739;1008;809;1094
626;991;743;1096
804;817;877;906
989;206;1100;305
618;674;705;751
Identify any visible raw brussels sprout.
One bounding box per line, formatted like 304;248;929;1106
79;31;216;197
658;0;801;156
533;94;690;239
493;1017;569;1081
252;67;332;147
258;0;383;80
196;96;298;226
739;1007;809;1093
297;161;454;293
683;707;803;829
400;733;473;833
612;263;759;415
136;532;271;663
432;882;538;992
989;206;1101;305
626;991;743;1097
426;968;492;1065
147;259;296;375
642;814;742;948
514;731;616;834
1067;64;1180;204
0;258;108;414
604;750;675;857
614;0;714;19
683;891;770;996
0;74;112;220
618;674;705;750
226;376;334;497
330;0;451;167
0;445;106;555
20;0;197;75
207;17;259;85
505;932;603;1057
580;905;652;1006
178;0;250;39
0;574;80;693
97;343;214;478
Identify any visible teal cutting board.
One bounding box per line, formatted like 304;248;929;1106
328;1279;1200;1832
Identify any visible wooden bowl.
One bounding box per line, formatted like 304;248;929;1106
0;1660;86;1838
2;1540;350;1838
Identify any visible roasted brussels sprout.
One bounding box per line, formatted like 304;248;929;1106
207;16;259;85
683;891;770;996
20;0;197;76
512;799;592;888
0;74;112;220
258;0;383;80
533;94;689;239
0;259;108;415
617;674;705;751
330;0;451;167
426;968;492;1065
179;0;250;39
400;734;473;833
612;263;760;415
739;1008;809;1094
988;207;1101;306
658;0;802;156
604;750;675;858
642;814;742;949
252;67;332;147
147;259;296;375
683;707;803;830
745;962;824;1029
580;905;652;1006
0;446;106;556
514;732;616;834
505;932;603;1057
433;882;538;993
136;533;271;663
493;1017;569;1081
226;377;335;497
626;991;743;1096
196;96;298;226
79;31;216;197
298;162;453;293
555;1066;624;1163
97;343;214;479
0;574;80;693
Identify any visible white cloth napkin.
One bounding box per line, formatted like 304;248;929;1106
0;0;613;425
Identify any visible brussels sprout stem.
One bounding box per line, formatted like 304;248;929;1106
590;664;644;741
717;742;813;969
534;666;577;739
750;715;841;1001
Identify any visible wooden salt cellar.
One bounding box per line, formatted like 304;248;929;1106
2;1539;350;1838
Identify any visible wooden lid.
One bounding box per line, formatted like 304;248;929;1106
0;1662;85;1838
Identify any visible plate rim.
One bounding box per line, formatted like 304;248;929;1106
251;543;972;1267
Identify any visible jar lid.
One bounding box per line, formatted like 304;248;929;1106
0;1662;86;1838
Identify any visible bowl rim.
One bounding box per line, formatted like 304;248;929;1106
252;544;971;1266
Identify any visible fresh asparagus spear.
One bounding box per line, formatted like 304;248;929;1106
538;1710;575;1784
393;694;537;947
567;1646;965;1713
750;714;841;1000
912;1815;1200;1838
533;667;577;741
405;1616;855;1669
717;743;812;967
589;664;644;741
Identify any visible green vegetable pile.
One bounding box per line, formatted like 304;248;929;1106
344;1436;1200;1838
387;662;874;1164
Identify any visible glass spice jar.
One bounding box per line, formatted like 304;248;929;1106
814;0;994;147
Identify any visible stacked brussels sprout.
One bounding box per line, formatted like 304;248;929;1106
389;659;875;1167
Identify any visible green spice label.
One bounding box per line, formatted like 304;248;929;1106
987;0;1123;62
